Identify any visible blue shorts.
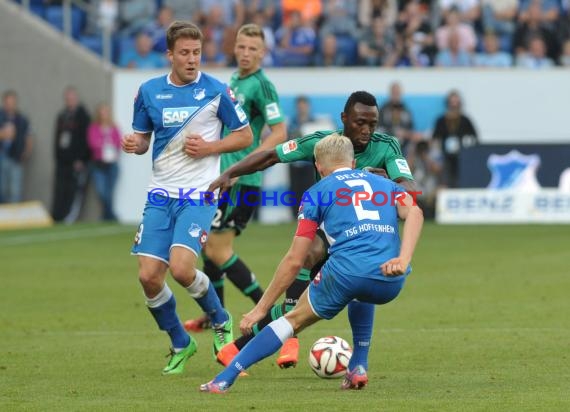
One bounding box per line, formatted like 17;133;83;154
131;196;217;264
308;270;406;320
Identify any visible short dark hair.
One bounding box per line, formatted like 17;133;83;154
343;91;378;113
166;21;203;51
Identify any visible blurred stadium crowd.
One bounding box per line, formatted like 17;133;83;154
12;0;570;69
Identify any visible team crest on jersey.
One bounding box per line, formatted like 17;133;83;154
265;102;281;120
237;93;245;106
282;140;298;154
227;87;237;101
313;271;322;286
188;223;201;237
193;88;206;101
162;107;198;127
199;230;208;247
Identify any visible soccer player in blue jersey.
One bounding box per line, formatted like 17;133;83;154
121;21;253;375
200;133;423;393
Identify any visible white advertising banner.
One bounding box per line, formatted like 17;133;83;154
437;189;570;224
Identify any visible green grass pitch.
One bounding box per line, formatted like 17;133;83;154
1;222;569;411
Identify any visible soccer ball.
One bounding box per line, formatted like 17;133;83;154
308;336;352;379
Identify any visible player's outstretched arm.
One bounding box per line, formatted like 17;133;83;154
381;192;424;276
395;177;418;193
121;132;151;155
255;121;287;153
207;148;281;194
240;235;312;335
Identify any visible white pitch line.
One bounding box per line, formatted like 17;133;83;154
0;225;135;246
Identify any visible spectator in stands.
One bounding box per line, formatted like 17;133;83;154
84;0;118;35
438;0;481;25
481;0;518;50
118;0;156;36
473;31;513;67
358;0;398;29
52;86;91;223
513;1;559;61
395;1;437;65
0;90;33;204
518;0;559;27
407;140;442;219
119;32;166;69
274;10;317;66
378;82;418;156
163;0;202;23
315;34;340;66
318;1;359;65
319;1;359;39
251;10;277;67
358;16;395;66
243;0;280;30
202;38;228;68
560;39;570;66
385;32;431;67
87;103;121;221
201;5;237;64
281;0;322;26
435;29;473;66
200;0;246;29
435;6;478;53
515;35;555;68
144;6;174;53
431;90;478;188
556;5;570;47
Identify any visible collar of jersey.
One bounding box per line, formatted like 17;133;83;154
167;71;201;87
332;167;352;174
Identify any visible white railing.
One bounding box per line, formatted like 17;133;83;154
19;0;113;64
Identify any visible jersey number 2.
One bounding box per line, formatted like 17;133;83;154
344;179;380;221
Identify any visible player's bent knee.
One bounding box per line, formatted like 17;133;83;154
187;269;210;298
138;271;163;293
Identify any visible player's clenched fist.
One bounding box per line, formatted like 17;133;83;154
121;133;149;155
380;257;409;276
184;133;212;158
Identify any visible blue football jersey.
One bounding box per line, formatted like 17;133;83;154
298;168;410;281
132;72;249;198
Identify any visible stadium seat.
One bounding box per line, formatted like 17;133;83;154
116;35;136;65
79;35;103;57
44;5;86;39
335;35;358;66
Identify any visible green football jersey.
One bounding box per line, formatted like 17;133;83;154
221;69;284;187
276;129;414;181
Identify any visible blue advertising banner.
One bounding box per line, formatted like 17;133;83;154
459;145;570;189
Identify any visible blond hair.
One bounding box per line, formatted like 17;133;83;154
314;133;354;168
237;23;265;41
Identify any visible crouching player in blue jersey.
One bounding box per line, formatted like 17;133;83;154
200;133;423;393
122;21;253;375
